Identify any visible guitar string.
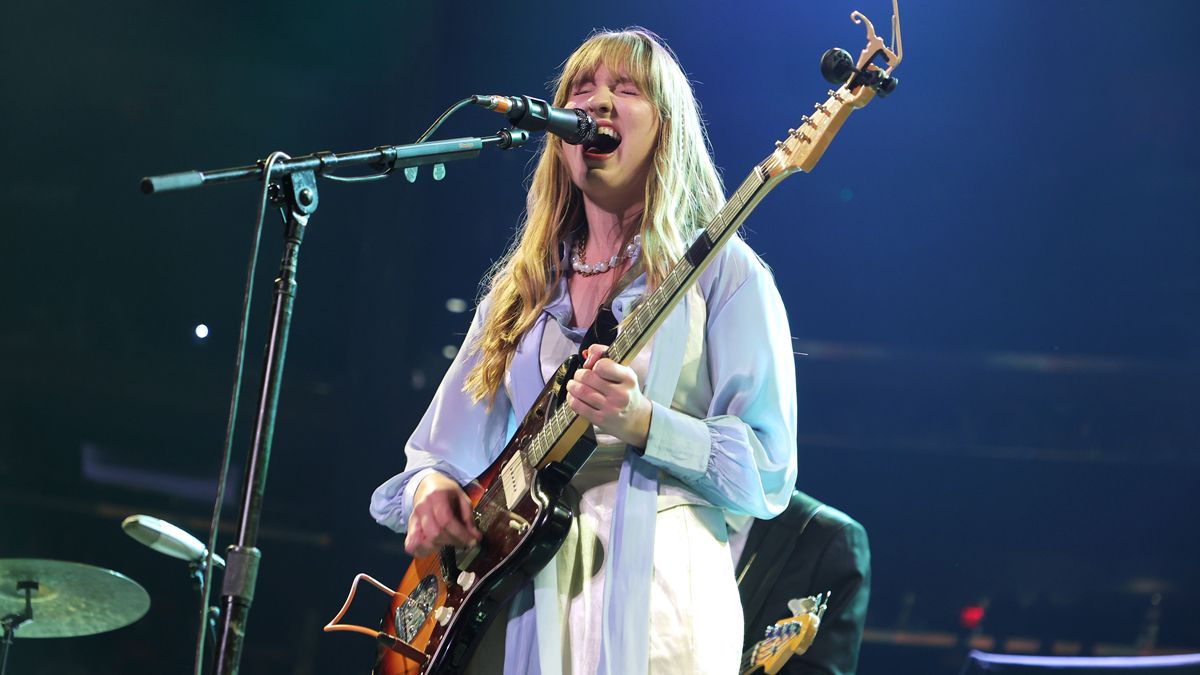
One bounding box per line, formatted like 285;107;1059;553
464;163;768;527
469;167;765;527
464;163;770;536
527;164;766;461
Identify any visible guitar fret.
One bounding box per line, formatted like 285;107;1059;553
527;166;768;469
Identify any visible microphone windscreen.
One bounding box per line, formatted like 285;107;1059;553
122;514;206;561
122;514;164;547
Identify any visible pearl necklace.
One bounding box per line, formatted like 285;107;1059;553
571;233;642;276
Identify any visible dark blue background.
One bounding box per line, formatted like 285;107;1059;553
2;1;1197;673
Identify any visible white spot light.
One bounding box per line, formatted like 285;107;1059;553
195;324;210;339
445;298;468;313
442;345;459;359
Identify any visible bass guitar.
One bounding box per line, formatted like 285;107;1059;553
740;593;829;675
326;5;901;673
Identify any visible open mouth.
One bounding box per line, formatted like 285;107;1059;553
583;126;621;156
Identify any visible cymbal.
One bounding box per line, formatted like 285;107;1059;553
0;559;150;638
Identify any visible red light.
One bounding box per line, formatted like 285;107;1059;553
960;605;986;630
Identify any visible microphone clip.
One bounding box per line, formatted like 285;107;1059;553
496;128;530;150
188;556;217;592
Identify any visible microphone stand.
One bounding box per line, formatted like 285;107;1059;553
187;557;221;653
141;128;529;675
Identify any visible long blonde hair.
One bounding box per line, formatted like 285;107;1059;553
464;28;726;405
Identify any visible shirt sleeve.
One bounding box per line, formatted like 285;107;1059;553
641;241;798;520
369;295;514;533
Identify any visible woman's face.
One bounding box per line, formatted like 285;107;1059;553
562;62;660;213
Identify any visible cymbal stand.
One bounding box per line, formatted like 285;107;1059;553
1;581;36;675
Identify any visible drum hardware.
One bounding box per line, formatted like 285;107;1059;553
0;559;151;675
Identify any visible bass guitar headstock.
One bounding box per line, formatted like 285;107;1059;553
742;592;831;675
762;0;903;179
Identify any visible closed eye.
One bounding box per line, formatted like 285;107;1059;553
614;79;640;95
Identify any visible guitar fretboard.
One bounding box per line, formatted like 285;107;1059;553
526;161;773;467
511;66;875;471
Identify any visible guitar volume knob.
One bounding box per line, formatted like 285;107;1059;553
456;571;477;591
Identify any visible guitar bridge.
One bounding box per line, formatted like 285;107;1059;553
395;575;439;643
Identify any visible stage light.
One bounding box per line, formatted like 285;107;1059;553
195;324;209;339
960;605;986;630
445;298;468;313
442;345;458;359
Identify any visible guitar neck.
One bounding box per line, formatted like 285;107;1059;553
607;166;770;365
527;161;784;468
525;66;871;470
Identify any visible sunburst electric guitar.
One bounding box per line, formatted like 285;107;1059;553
326;5;902;673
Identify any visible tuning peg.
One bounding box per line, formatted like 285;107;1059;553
775;140;786;149
801;115;817;129
813;102;830;115
827;89;845;102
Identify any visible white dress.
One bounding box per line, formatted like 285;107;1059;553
534;318;744;675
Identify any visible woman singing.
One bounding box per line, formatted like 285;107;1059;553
371;27;797;675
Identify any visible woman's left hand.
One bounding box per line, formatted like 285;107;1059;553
565;344;652;449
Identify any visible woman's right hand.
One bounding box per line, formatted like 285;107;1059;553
405;471;483;557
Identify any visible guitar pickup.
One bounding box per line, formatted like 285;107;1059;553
455;543;481;571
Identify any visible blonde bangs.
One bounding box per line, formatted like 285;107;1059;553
552;32;656;108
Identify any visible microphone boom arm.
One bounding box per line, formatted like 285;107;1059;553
140;129;528;195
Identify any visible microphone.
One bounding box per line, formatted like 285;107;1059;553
122;514;225;569
472;95;597;146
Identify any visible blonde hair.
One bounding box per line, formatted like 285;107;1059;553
464;27;726;405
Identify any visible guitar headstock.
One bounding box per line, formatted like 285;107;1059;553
761;0;903;179
743;592;831;675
